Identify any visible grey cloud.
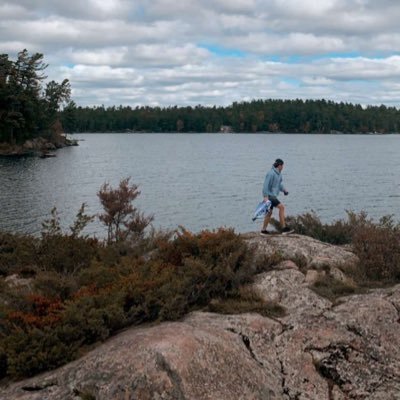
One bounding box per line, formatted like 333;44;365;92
2;0;400;107
0;18;180;49
0;3;32;20
202;0;258;15
4;0;134;20
51;55;400;107
64;44;210;68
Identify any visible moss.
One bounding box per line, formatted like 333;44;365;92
73;388;96;400
288;253;308;271
208;287;285;318
252;250;284;274
310;274;365;302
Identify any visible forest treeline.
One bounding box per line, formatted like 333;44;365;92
61;99;400;134
2;51;400;142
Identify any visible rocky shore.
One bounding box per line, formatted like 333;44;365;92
1;233;400;400
0;135;78;158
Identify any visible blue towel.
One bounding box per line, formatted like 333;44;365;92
252;200;272;221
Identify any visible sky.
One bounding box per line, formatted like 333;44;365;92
2;0;400;108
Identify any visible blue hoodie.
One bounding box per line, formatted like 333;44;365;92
262;167;286;198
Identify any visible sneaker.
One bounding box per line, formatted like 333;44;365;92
260;230;271;236
281;226;294;235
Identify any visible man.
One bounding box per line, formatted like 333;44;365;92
261;158;294;235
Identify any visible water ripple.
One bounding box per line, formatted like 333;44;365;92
1;133;400;236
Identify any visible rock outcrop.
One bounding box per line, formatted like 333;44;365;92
243;231;359;270
2;234;400;400
0;135;78;157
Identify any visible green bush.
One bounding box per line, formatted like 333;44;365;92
282;211;400;284
63;292;127;344
34;271;79;301
278;210;370;245
3;327;81;378
121;227;258;323
36;235;99;275
0;232;38;276
352;217;400;283
0;225;273;379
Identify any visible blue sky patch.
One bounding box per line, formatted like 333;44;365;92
261;51;396;64
200;44;247;58
282;77;301;86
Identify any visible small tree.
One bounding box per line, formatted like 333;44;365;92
98;178;153;244
69;203;95;238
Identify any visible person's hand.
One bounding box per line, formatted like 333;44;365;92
284;190;289;196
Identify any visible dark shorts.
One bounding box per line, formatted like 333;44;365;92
269;197;280;210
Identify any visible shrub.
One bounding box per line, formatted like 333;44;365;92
3;327;81;378
120;228;251;324
310;274;360;302
98;178;153;244
62;291;127;344
158;227;255;293
1;225;276;379
276;210;370;245
6;294;64;329
38;205;99;275
36;234;99;275
352;218;400;283
0;232;38;276
1;287;128;378
34;271;79;301
279;211;400;284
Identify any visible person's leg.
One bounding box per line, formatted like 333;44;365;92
261;197;279;234
262;209;273;231
276;203;294;233
277;203;286;228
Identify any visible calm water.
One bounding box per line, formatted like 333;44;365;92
0;133;399;236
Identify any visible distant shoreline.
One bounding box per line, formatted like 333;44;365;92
68;131;400;135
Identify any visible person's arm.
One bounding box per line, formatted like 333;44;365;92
279;179;288;195
262;173;271;201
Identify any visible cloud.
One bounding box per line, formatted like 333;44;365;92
0;3;32;20
2;0;400;107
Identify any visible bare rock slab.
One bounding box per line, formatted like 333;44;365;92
244;232;358;271
0;314;284;400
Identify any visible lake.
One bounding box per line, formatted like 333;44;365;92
0;133;399;237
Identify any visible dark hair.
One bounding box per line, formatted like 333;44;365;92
273;158;284;168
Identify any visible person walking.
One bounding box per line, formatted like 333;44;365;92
260;158;294;235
